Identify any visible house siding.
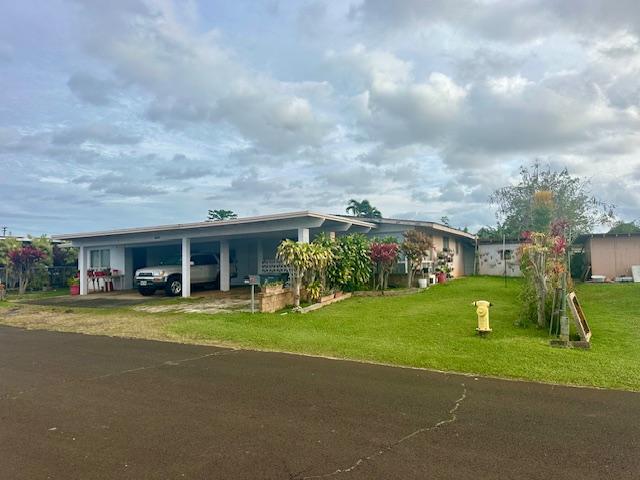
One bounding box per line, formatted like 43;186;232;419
365;224;470;278
587;236;640;279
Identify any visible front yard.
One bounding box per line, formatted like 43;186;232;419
2;277;640;390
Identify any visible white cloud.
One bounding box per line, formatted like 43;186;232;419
73;0;330;154
3;0;640;234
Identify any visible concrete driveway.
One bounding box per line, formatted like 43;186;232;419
1;326;638;479
19;287;252;310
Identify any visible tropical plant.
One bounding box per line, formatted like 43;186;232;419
369;241;399;292
306;281;323;303
0;237;21;267
276;240;332;308
489;161;615;237
207;209;238;221
518;221;569;329
8;246;47;294
336;234;372;291
29;236;53;266
53;244;78;266
307;242;335;293
346;199;382;218
400;230;434;287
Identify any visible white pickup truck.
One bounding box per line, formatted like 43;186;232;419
134;253;227;296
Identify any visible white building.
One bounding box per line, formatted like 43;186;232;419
477;240;522;277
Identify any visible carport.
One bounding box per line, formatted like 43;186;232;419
54;212;374;298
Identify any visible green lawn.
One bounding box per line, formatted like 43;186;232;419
168;277;640;391
6;288;70;302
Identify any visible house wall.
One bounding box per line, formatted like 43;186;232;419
478;243;522;277
587;236;640;279
365;225;468;278
86;245;128;292
463;244;476;275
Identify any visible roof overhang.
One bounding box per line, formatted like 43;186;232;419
365;217;477;241
53;211;375;247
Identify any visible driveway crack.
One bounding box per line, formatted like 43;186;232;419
301;383;467;479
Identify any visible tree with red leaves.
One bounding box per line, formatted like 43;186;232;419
370;241;398;292
8;246;47;294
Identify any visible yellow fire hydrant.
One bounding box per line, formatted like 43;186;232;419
472;300;492;335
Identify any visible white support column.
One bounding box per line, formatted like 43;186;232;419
220;240;230;291
181;237;191;298
297;227;310;243
256;240;263;274
79;245;88;295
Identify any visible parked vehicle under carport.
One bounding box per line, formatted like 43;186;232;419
134;253;225;296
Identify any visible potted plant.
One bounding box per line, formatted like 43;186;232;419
68;276;80;295
417;270;428;289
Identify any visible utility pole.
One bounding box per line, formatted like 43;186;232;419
1;226;7;237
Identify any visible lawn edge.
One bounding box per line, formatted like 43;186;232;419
2;322;637;394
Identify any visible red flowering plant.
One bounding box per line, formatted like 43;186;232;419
518;218;571;328
8;246;47;294
552;236;567;255
370;241;399;292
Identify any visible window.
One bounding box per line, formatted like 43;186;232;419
192;254;217;266
500;249;513;261
443;237;450;251
90;249;110;269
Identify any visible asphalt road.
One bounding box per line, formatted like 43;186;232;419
1;326;638;479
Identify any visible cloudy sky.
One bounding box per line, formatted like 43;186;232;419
2;0;639;235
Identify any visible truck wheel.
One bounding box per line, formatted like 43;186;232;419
165;276;183;296
138;287;156;296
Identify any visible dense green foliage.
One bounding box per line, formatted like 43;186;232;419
487;162;615;238
608;220;640;234
315;233;372;292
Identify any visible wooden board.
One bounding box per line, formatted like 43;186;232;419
567;292;592;342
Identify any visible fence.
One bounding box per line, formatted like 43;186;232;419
0;266;77;291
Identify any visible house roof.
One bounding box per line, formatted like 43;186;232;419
360;217;477;241
53;211;376;242
478;238;522;245
574;232;640;244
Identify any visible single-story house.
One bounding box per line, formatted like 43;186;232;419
574;232;640;280
361;217;476;279
53;211;476;297
477;239;522;277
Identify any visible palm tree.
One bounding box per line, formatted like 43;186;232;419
346;199;382;218
207;209;238;221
